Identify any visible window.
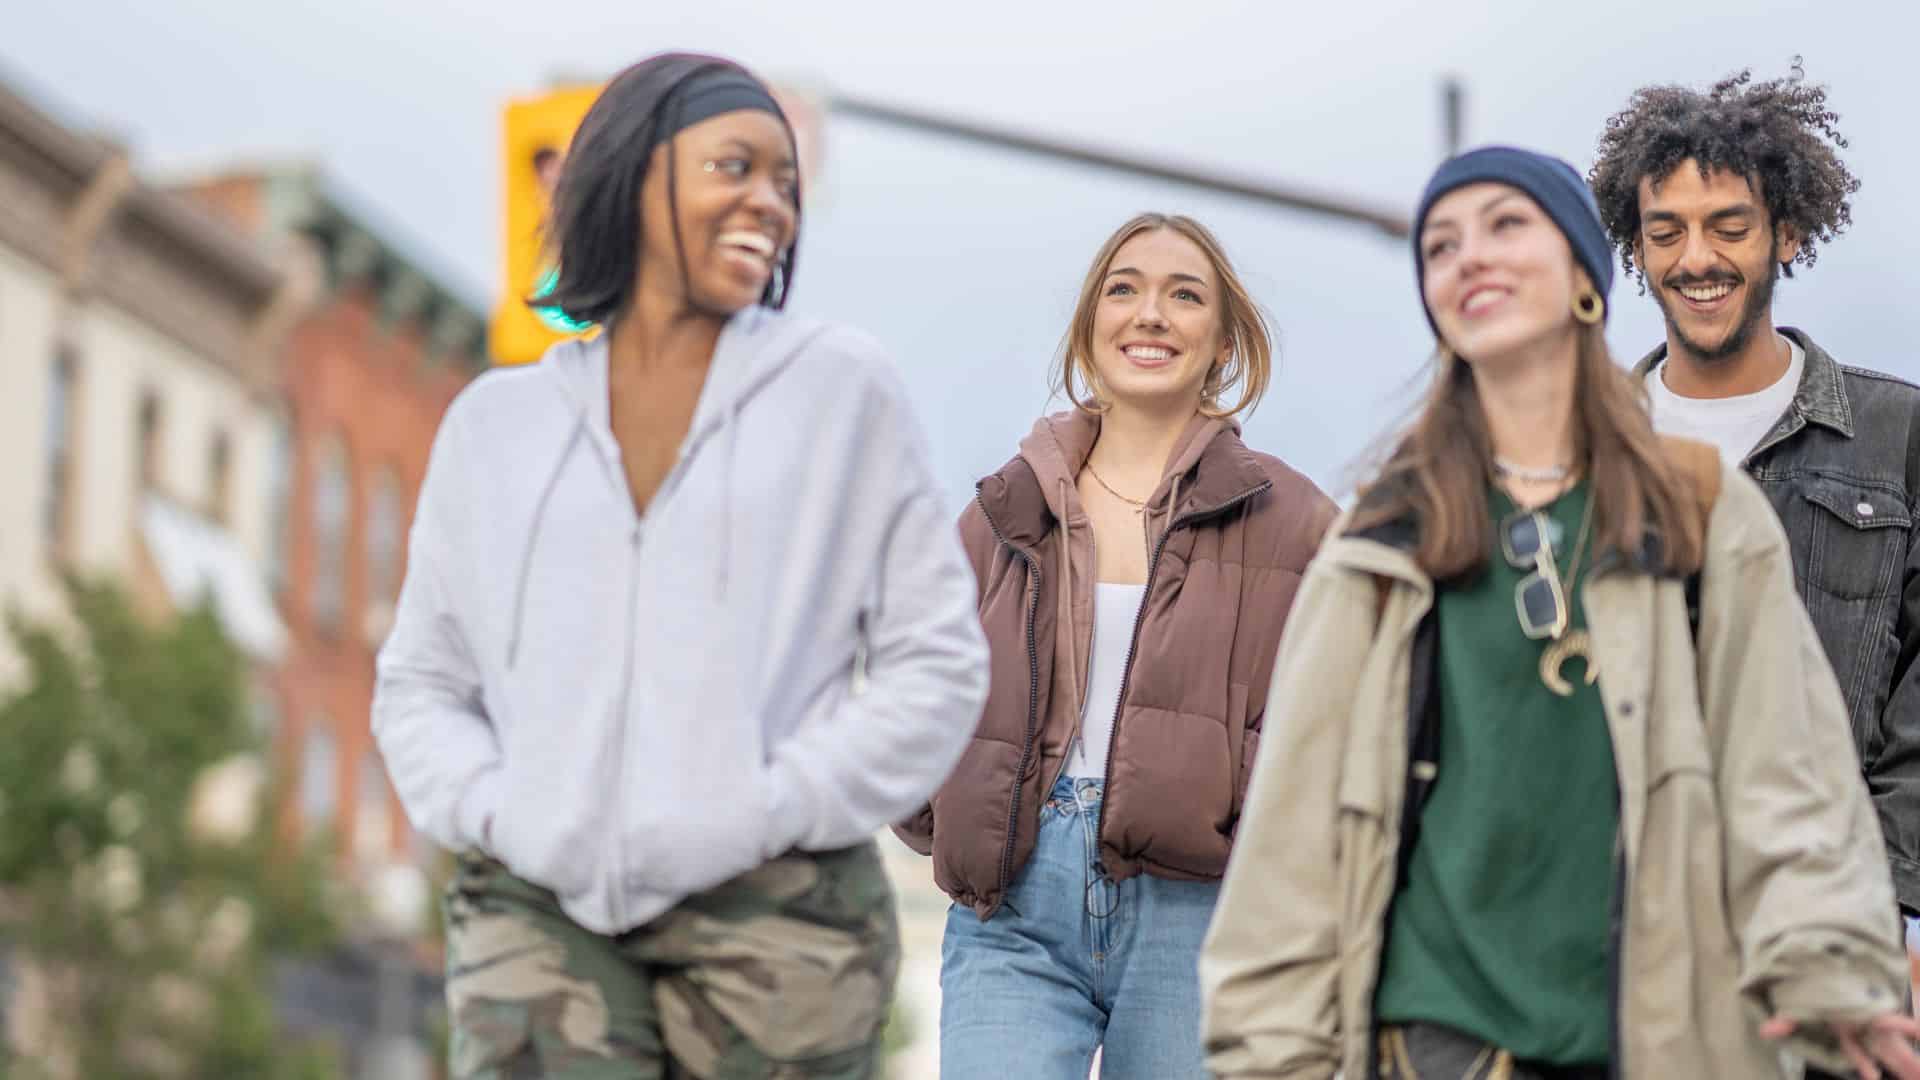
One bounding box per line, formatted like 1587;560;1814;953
312;438;350;631
266;414;293;596
207;429;231;525
41;347;77;550
366;467;402;610
300;719;337;833
135;389;162;491
354;749;392;862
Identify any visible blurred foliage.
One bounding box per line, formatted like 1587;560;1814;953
0;577;344;1078
882;998;917;1073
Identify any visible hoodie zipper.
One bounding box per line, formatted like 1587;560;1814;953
608;523;643;929
974;491;1043;913
1091;480;1270;875
1044;525;1097;797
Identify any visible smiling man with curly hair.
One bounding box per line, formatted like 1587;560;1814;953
1593;62;1920;953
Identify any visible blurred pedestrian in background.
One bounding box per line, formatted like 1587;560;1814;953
1593;61;1920;980
1203;146;1919;1080
373;52;988;1079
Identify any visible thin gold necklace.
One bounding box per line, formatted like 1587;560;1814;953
1084;462;1148;514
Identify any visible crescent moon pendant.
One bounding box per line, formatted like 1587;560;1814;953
1540;630;1599;697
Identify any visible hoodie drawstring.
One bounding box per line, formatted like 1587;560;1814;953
507;416;586;670
1057;478;1084;724
708;322;827;602
1161;472;1182;550
717;397;741;601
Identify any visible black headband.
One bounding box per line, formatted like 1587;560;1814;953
666;70;786;137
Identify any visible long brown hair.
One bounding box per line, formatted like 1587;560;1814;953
1351;323;1704;580
1052;213;1273;418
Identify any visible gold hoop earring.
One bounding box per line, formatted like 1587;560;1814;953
1572;289;1605;325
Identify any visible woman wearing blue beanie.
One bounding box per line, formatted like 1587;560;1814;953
1201;147;1920;1079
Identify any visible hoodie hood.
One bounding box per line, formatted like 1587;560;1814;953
506;308;832;666
541;307;833;482
1003;409;1246;540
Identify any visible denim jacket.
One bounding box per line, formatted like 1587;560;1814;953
1638;328;1920;911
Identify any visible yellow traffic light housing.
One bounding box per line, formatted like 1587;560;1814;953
491;85;602;365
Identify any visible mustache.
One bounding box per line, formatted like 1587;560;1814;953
1661;270;1743;290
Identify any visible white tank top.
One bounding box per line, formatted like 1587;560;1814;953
1066;582;1149;778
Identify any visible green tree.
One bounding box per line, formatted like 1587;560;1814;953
0;578;343;1078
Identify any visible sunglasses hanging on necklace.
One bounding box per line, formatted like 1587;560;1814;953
1499;497;1599;697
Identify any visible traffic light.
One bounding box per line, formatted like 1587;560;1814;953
491;84;602;366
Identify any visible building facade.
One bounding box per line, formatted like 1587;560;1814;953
0;70;314;1073
183;166;489;870
0;80;292;685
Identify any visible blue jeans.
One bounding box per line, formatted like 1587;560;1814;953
939;776;1220;1079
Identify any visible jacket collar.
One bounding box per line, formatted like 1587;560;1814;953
1633;325;1854;440
977;409;1270;550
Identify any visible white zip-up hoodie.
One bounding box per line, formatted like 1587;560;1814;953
373;307;988;934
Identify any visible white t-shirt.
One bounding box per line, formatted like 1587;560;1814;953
1643;336;1804;465
1066;582;1149;779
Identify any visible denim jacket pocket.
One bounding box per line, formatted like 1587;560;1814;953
1792;476;1909;747
1801;477;1910;601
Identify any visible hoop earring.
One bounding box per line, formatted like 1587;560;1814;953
1572;288;1605;326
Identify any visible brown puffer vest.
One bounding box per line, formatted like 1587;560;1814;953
895;411;1337;917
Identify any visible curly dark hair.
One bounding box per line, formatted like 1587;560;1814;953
1588;59;1860;284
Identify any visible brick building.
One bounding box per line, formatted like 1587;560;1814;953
184;166;489;869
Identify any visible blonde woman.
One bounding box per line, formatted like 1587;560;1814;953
896;213;1337;1078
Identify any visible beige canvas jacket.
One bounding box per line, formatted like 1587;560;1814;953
1201;456;1905;1079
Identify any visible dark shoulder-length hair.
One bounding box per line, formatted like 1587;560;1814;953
534;53;800;327
1350;323;1705;581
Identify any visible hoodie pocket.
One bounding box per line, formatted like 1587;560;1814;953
619;628;770;901
487;745;605;905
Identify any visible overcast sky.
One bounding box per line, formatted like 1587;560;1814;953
6;0;1915;507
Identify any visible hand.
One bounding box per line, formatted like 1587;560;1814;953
1761;1011;1920;1079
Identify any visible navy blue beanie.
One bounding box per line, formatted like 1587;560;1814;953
1412;146;1614;339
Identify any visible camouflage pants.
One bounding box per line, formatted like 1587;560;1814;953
443;842;900;1079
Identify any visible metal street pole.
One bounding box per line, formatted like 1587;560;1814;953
827;93;1412;239
1442;77;1466;159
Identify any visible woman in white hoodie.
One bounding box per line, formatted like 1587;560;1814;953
372;53;989;1077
